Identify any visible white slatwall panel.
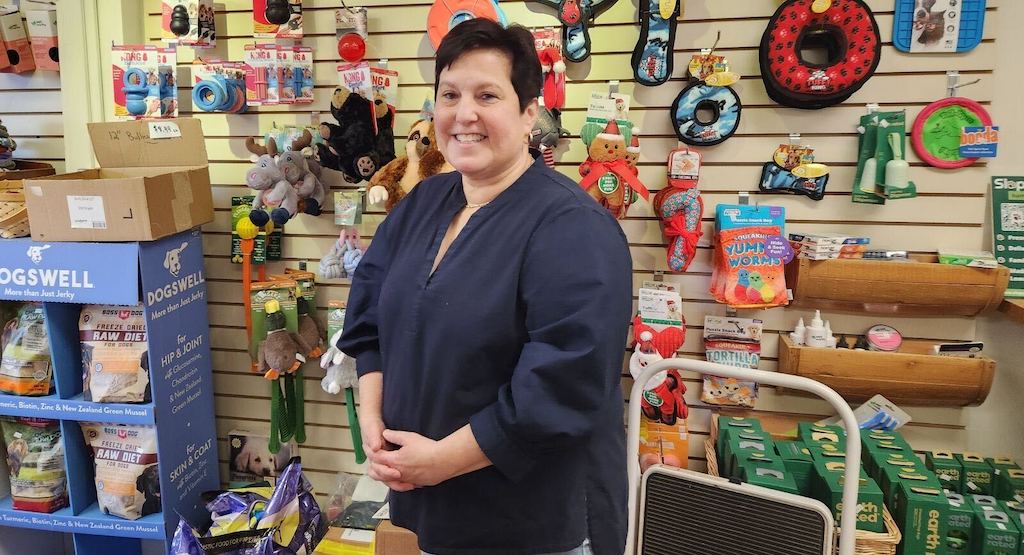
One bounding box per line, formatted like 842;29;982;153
0;27;64;173
142;0;1001;501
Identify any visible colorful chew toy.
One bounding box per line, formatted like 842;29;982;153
911;96;992;169
670;82;741;146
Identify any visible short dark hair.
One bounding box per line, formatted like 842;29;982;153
434;18;541;113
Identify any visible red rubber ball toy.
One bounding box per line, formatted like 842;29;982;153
338;33;366;63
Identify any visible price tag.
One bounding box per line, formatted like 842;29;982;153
148;121;181;139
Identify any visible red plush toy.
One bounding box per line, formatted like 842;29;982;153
537;46;566;110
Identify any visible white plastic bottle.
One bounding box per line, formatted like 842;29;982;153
805;310;829;348
825;321;837;348
790;317;806;345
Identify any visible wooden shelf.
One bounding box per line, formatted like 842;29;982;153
999;299;1024;324
777;336;995;407
785;256;1009;317
0;160;55;180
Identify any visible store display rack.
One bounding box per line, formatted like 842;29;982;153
778;336;996;407
0;229;219;555
785;257;1009;317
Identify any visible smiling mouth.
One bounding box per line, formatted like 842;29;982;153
455;133;486;144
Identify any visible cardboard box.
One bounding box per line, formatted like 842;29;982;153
738;455;800;495
776;441;814;495
972;510;1020;554
713;416;763;444
878;458;936;508
723;431;774;479
24;119;212;242
990;457;1021;475
374;521;418;555
927;451;965;493
959;452;996;496
797;422;846;448
945;493;976;555
893;483;948;555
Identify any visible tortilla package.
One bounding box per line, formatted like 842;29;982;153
0;303;53;396
1;416;67;513
80;305;151;403
80;423;161;520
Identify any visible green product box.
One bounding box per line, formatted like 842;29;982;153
1003;500;1024;516
990;457;1021;476
999;505;1024;555
975;495;1002;510
807;442;847;462
893;482;948;555
864;441;916;478
716;417;763;456
723;432;774;479
945;493;976;555
927;451;965;494
879;459;937;508
959;452;996;496
776;441;814;495
739;455;801;496
797;422;846;448
862;430;913;453
972;509;1020;555
812;459;885;533
995;469;1024;502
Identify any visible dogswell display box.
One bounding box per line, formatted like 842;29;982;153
0;229;219;555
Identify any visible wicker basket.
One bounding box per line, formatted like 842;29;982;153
703;438;901;555
0;180;28;239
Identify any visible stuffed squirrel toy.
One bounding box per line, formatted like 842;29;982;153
367;118;453;212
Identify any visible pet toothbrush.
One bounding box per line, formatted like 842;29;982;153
885;132;909;190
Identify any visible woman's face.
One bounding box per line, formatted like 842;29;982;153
435;49;537;184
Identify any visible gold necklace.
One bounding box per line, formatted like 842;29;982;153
465;201;490;209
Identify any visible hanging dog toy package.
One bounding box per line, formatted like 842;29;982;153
578;92;647;219
1;416;67;513
654;147;704;272
710;203;792;309
759;0;881;109
79;423;161;520
759;140;830;201
0;303;53;396
670;47;742;147
702;315;763;408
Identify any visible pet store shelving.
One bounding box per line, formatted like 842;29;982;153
0;230;218;555
777;336;995;407
785;256;1009;317
998;299;1024;324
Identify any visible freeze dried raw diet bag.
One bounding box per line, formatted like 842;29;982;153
0;303;53;396
80;423;161;520
80;305;151;403
1;416;67;513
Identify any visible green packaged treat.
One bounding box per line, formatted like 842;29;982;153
893;483;948;555
807;441;847;462
927;451;964;494
874;451;925;484
739;454;800;496
945;493;976;555
723;432;774;479
974;495;1002;511
972;509;1020;555
797;422;846;448
996;469;1024;503
959;453;996;496
716;417;764;457
776;441;814;495
879;459;937;508
1003;500;1024;516
812;459;885;533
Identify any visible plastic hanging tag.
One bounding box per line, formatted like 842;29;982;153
658;0;675;21
667;148;701;189
811;0;832;13
772;144;815;171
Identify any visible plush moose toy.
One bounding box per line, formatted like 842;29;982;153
245;137;298;227
317;87;396;184
276;130;326;217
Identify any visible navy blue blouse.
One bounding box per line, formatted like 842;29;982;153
337;158;632;555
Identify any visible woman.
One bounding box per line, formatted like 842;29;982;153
337;18;632;555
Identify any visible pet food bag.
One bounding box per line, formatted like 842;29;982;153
80;423;160;520
0;303;53;396
1;416;67;513
80;305;151;403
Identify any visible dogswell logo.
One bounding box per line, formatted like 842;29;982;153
26;245;50;264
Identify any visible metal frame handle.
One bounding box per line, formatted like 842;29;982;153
626;358;862;555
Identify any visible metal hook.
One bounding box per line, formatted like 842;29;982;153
709;30;721;55
608;80;620;99
946;70;981;98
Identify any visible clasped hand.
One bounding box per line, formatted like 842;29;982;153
363;417;450;492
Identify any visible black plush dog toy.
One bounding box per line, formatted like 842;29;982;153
317;87;396;184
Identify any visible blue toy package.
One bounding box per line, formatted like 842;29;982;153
893;0;986;53
759;161;828;200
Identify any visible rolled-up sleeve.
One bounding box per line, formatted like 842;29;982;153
469;204;633;482
336;205;396;377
